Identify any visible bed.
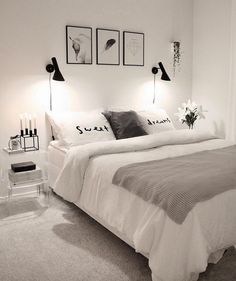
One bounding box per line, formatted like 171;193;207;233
47;109;236;281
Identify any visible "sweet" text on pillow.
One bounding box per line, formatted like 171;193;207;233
76;125;110;135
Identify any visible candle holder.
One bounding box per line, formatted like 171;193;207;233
20;130;39;152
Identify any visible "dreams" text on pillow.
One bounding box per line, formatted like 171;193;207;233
147;118;171;125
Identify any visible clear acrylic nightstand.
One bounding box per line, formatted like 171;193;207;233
7;168;49;200
1;149;49;203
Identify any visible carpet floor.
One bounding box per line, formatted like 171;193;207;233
0;193;236;281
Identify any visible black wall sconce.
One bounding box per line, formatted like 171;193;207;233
46;57;65;140
46;57;65;111
151;62;171;104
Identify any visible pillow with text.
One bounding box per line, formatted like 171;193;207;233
46;110;115;146
137;108;175;134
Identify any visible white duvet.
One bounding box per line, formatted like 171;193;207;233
53;129;236;281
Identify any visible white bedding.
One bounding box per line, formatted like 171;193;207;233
48;141;68;187
51;130;236;281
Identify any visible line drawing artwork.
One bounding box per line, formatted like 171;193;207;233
123;31;144;66
127;38;141;56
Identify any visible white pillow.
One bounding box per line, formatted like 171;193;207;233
46;111;115;146
137;109;175;134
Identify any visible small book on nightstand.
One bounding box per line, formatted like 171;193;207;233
11;161;36;173
8;166;42;184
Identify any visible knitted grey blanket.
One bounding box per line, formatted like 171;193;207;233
112;145;236;224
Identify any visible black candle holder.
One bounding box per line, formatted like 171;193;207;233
20;131;39;152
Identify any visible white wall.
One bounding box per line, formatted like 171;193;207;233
226;0;236;140
0;0;193;149
192;0;232;137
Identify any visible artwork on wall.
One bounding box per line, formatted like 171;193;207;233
66;25;92;64
96;28;120;65
123;31;144;66
171;41;181;76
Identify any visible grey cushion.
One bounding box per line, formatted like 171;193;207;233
102;110;147;139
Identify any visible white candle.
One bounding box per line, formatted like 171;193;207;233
29;114;32;130
19;114;23;130
33;114;37;129
24;113;28;129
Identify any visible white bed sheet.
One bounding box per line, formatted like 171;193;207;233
49;130;236;281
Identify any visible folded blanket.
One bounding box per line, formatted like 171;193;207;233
112;145;236;224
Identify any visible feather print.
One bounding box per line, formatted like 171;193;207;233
104;39;116;51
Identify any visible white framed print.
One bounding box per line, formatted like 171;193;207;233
96;28;120;65
66;25;92;64
123;31;144;66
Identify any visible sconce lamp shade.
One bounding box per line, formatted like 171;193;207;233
46;57;65;81
152;62;171;81
158;62;171;81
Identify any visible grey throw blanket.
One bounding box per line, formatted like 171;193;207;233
112;145;236;224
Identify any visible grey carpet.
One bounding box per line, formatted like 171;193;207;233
0;193;235;281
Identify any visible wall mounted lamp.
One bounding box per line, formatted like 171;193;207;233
151;62;171;104
46;57;65;140
46;57;65;111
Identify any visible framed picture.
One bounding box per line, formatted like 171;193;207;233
66;25;92;64
123;31;144;66
96;28;120;65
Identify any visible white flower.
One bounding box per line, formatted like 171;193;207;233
175;100;207;128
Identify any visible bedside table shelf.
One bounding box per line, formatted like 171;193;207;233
8;167;48;200
8;179;48;199
0;149;49;201
9;179;46;189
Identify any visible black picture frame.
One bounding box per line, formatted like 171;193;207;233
96;28;120;65
123;31;144;66
66;25;92;64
